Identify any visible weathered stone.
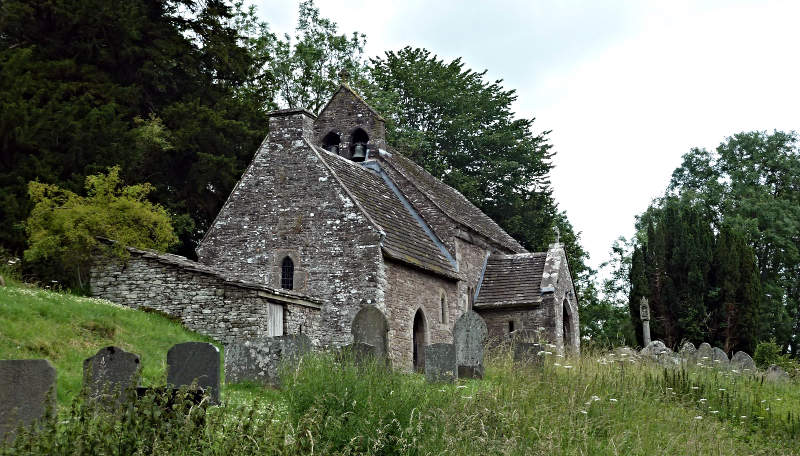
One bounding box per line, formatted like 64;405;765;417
711;347;730;368
612;346;639;359
0;359;57;443
453;311;488;379
340;342;386;368
424;343;456;383
167;342;221;404
513;342;544;365
0;275;5;287
640;340;669;357
730;351;757;372
765;364;790;382
225;334;311;387
692;342;714;367
83;346;141;402
351;305;389;359
678;342;696;359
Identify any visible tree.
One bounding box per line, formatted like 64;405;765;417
669;131;800;352
1;0;268;261
25;167;177;289
246;0;366;112
364;46;592;302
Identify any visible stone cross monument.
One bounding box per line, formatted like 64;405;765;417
639;297;651;347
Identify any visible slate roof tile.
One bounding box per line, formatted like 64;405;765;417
474;253;546;308
313;146;458;278
376;150;526;253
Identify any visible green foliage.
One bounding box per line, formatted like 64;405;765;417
0;283;217;406
25;166;177;288
754;339;796;371
627;196;761;351
0;0;268;261
669;130;800;352
365;47;591;286
239;0;366;112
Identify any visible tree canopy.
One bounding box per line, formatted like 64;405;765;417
25;167;177;288
364;47;591;286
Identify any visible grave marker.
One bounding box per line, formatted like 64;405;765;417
0;359;57;443
167;342;220;404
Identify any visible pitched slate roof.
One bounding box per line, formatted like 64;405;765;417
473;252;547;308
310;143;458;278
375;150;526;253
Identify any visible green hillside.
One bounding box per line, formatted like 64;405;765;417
0;280;219;406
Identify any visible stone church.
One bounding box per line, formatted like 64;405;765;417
192;84;580;370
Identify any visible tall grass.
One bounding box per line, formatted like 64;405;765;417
2;281;799;454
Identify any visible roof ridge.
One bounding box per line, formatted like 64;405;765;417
377;149;526;253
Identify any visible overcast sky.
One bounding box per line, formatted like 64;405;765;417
251;0;800;274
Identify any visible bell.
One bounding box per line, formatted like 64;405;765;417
352;143;366;161
329;145;339;155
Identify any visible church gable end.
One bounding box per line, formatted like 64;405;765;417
313;84;387;161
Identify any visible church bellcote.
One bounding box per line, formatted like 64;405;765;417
313;84;387;162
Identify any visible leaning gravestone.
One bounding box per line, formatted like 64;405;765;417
730;351;757;372
167;342;220;404
0;359;57;443
351;305;389;360
225;334;311;387
453;311;488;379
83;346;141;403
514;342;544;365
425;343;457;383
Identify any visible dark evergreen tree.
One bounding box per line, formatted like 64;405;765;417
0;0;269;265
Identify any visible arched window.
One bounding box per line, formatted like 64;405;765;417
322;131;341;154
281;257;294;290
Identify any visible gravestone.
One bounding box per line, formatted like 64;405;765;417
730;351;756;372
692;342;714;367
678;342;696;359
167;342;220;404
0;359;57;443
83;346;141;402
514;342;544;365
511;329;539;344
711;347;730;369
424;343;457;383
351;305;389;360
453;311;488;379
225;334;311;386
340;342;383;367
765;364;790;382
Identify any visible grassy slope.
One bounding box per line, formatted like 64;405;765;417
0;280;219;406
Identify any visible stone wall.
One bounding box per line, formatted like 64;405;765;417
312;86;387;159
91;247;321;345
197;109;385;349
480;306;551;344
383;259;459;370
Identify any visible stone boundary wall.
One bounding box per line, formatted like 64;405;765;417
90;245;322;345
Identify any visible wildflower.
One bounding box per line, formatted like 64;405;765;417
710;410;719;414
609;398;618;402
740;416;747;419
761;400;766;403
461;396;473;400
554;363;561;366
691;386;699;390
580;411;588;415
777;398;782;401
564;365;573;369
699;399;707;403
695;416;702;420
719;388;725;392
457;385;466;389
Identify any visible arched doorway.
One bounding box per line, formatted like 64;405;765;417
412;309;427;372
563;297;574;351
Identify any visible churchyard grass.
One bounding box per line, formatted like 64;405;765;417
2;281;800;454
0;282;219;406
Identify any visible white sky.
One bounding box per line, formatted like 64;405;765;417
251;0;800;274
